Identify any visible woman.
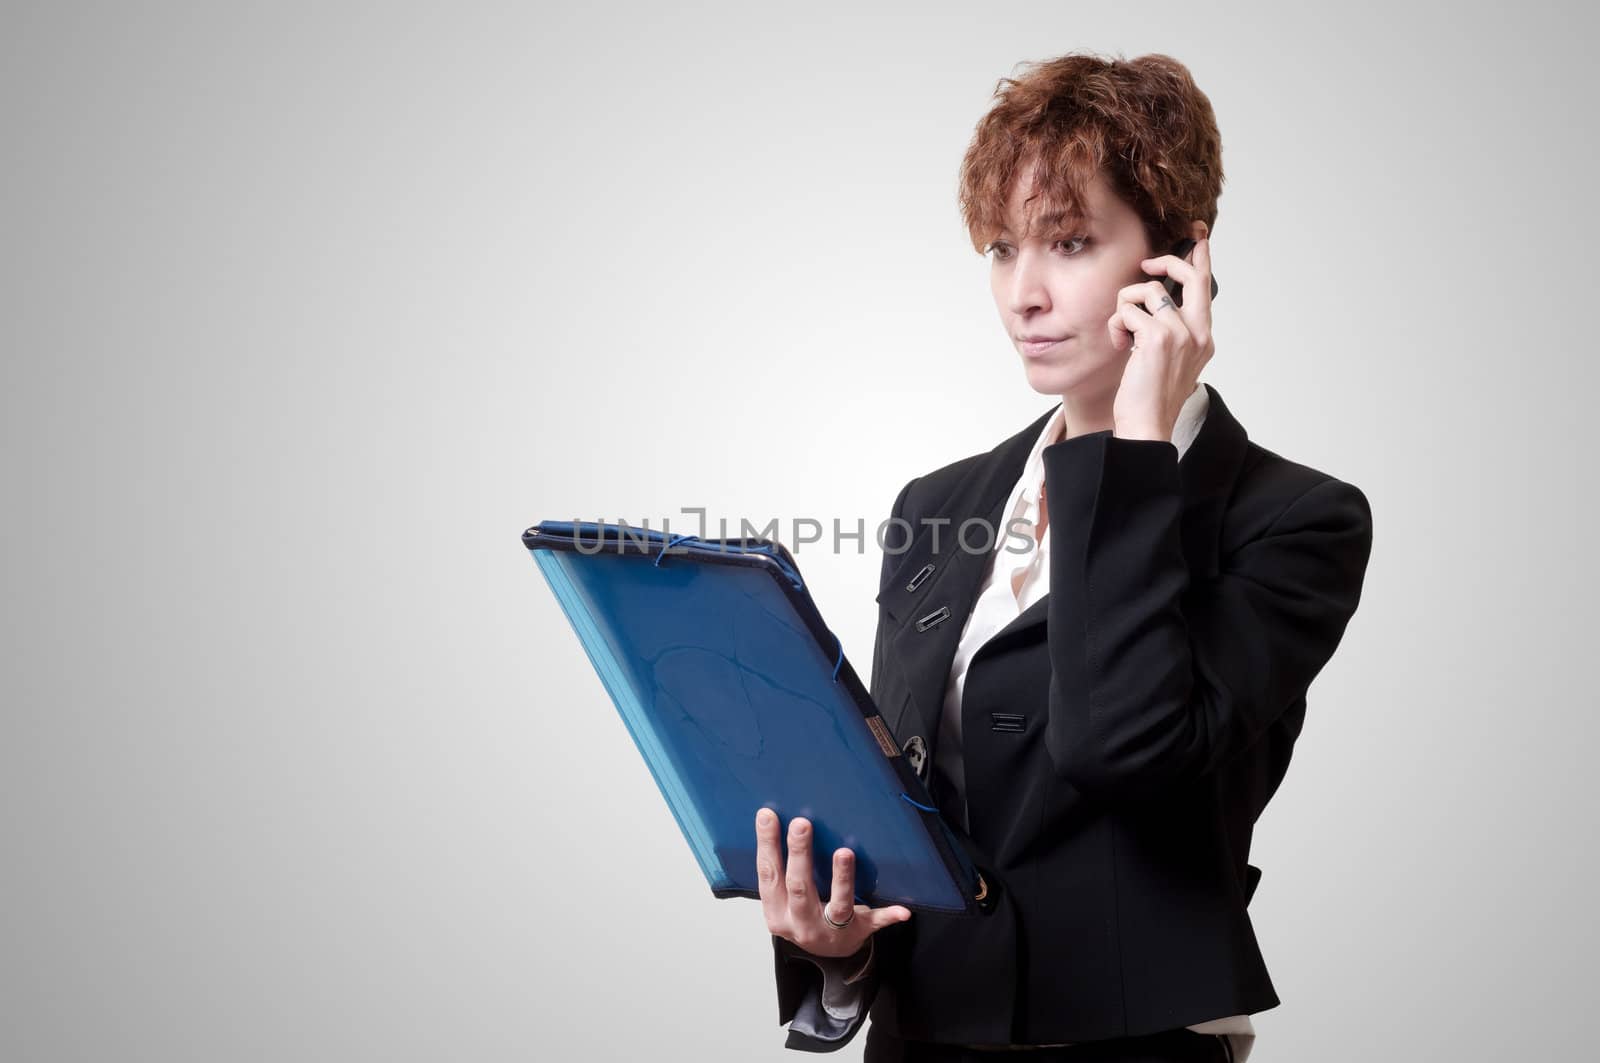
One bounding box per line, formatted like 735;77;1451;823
755;51;1373;1063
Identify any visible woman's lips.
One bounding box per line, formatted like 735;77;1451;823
1020;336;1069;357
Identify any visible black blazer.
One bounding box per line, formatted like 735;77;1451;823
772;382;1374;1050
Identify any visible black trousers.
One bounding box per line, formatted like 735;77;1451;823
864;1025;1232;1063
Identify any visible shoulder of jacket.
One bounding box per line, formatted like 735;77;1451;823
1231;441;1370;536
894;451;985;524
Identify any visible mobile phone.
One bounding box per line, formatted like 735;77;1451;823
1150;236;1219;307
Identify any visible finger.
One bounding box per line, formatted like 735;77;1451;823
1189;236;1215;338
755;808;787;929
1141;241;1213;331
1137;259;1192;318
826;847;857;930
1107;299;1154;353
1187;236;1213;309
1137;279;1195;349
1114;279;1175;314
785;817;820;923
865;903;915;932
1118;290;1189;352
1139;251;1194;282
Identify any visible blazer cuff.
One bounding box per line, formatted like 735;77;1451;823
772;935;877;1051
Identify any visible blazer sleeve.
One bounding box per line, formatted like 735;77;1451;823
1039;430;1374;803
772;935;880;1051
768;475;917;1051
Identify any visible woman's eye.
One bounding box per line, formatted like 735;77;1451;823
985;236;1087;261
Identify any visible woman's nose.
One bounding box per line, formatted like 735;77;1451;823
1007;252;1050;316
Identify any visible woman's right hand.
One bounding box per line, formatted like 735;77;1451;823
756;807;912;959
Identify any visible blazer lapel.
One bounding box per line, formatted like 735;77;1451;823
876;382;1251;761
874;406;1052;748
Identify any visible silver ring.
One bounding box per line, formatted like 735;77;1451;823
824;906;856;930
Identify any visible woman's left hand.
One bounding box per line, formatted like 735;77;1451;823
1105;236;1216;442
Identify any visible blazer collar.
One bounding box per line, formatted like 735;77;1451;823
876;382;1250;750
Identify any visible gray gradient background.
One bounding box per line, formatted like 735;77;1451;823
3;2;1594;1060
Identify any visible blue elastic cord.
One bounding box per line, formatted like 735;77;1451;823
899;792;938;812
830;632;843;681
654;533;701;567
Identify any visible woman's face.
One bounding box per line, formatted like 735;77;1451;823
988;165;1157;399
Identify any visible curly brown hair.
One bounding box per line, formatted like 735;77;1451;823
957;51;1225;257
